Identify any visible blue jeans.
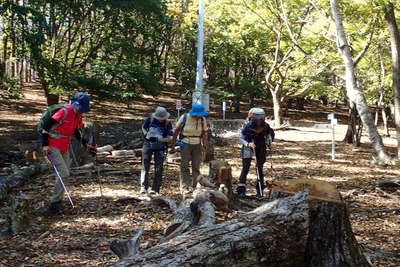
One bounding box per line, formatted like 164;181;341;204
140;141;166;193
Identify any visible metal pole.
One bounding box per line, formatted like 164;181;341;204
48;154;75;208
222;101;226;120
194;0;205;94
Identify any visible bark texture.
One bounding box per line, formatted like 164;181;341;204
208;160;237;207
108;191;310;267
269;181;371;267
330;0;392;164
108;185;371;267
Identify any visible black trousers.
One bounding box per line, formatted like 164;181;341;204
238;157;265;195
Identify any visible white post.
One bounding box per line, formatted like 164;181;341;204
222;101;226;120
328;113;337;160
195;0;205;93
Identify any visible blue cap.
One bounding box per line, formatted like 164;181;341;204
71;92;90;113
189;104;208;117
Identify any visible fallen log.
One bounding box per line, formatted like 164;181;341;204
108;184;371;267
71;168;140;176
0;163;48;201
378;178;400;188
108;191;310;266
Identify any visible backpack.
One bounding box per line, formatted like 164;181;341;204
37;104;69;138
143;116;169;150
178;113;205;140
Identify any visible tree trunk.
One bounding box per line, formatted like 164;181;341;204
107;189;371;267
344;105;361;146
2;34;7;79
42;81;59;106
271;89;281;127
382;107;390;136
330;0;392;164
295;97;305;110
384;1;400;159
233;97;240;113
208;160;238;207
268;179;371;267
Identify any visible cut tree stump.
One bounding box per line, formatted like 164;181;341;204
208;160;238;207
269;179;371;267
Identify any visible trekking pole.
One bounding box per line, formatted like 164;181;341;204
267;150;276;200
164;144;169;174
89;128;103;197
47;153;75;208
252;147;264;198
69;143;80;167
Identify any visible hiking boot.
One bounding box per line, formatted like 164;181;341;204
149;190;158;196
139;187;147;195
236;185;246;198
182;190;193;199
255;194;264;200
41;201;64;216
237;192;246;199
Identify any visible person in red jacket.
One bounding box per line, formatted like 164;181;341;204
39;92;95;214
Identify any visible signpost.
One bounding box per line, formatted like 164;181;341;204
222;101;226;120
176;100;182;119
327;113;337;160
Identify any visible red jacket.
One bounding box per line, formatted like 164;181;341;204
48;105;83;152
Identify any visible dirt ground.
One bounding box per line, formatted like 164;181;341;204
0;86;399;266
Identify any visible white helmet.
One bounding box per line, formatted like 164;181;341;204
248;108;265;119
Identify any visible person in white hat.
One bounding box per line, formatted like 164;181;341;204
139;107;173;195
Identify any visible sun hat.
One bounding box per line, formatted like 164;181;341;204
71;92;90;113
152;106;170;121
189;104;208;117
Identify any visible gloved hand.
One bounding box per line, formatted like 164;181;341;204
148;137;158;142
87;144;97;157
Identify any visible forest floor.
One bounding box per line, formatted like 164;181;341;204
0;85;399;266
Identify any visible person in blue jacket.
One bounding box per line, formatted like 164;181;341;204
236;117;275;198
140;107;173;195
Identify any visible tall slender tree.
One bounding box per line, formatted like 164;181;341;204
329;0;392;163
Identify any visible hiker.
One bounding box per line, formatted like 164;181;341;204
38;92;95;214
245;107;266;123
140;107;173;195
171;104;208;196
236;112;275;199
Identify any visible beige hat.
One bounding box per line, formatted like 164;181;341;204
152;106;170;121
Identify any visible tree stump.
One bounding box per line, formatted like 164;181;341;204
269;179;371;267
203;130;215;163
208;160;238;207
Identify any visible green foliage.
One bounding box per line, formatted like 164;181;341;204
0;0;397;109
0;77;22;100
0;0;170;102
